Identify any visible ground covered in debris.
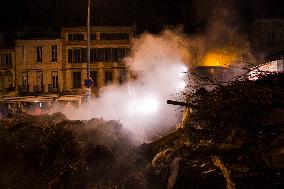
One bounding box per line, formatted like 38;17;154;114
145;72;284;189
0;73;283;189
0;112;149;189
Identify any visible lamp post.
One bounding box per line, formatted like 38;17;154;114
84;0;93;103
87;0;91;79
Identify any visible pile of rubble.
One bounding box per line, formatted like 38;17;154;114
144;72;284;189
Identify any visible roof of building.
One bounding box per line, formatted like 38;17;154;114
61;26;134;32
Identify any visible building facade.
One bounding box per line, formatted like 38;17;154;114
61;26;133;95
12;26;134;96
15;39;62;95
0;48;15;95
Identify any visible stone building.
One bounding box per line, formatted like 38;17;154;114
61;26;133;95
15;39;62;95
13;26;134;96
0;48;15;95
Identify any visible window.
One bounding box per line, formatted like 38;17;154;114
100;33;129;40
118;48;126;61
90;49;97;62
36;46;42;62
21;46;26;63
68;48;130;63
97;48;105;62
73;72;81;88
21;72;28;86
51;45;57;62
68;33;84;41
6;54;11;65
73;49;81;63
81;48;87;63
89;48;130;62
68;49;72;63
36;71;43;88
90;71;98;88
104;48;112;62
90;33;97;40
119;69;127;84
68;48;87;63
104;70;113;85
111;48;119;61
0;54;12;65
0;54;12;66
4;71;12;89
51;71;58;88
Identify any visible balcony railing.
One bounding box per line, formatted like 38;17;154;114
0;64;12;69
33;85;45;93
48;84;60;93
18;85;30;94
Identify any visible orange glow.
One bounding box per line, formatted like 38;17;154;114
201;49;237;67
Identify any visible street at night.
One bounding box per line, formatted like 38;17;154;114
0;0;284;188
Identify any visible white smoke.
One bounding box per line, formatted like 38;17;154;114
64;30;189;141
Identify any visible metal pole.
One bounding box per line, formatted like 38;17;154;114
86;0;91;103
87;0;91;79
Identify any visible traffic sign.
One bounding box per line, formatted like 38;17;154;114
84;78;94;88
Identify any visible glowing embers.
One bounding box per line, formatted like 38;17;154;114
202;49;237;67
128;94;159;115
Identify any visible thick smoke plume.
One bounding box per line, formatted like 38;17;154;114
64;30;189;141
63;5;259;141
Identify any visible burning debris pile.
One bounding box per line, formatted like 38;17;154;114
0;72;283;189
144;72;284;189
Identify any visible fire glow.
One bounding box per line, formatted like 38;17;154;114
202;49;237;67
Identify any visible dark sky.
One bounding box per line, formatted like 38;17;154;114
1;0;284;34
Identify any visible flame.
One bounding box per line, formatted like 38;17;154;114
201;49;237;67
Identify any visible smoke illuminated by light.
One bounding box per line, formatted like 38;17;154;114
128;95;159;114
181;66;188;73
177;80;187;89
178;66;188;89
62;30;189;140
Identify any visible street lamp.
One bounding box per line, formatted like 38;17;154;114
87;0;91;80
84;0;93;103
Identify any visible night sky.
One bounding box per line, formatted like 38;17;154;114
1;0;284;35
